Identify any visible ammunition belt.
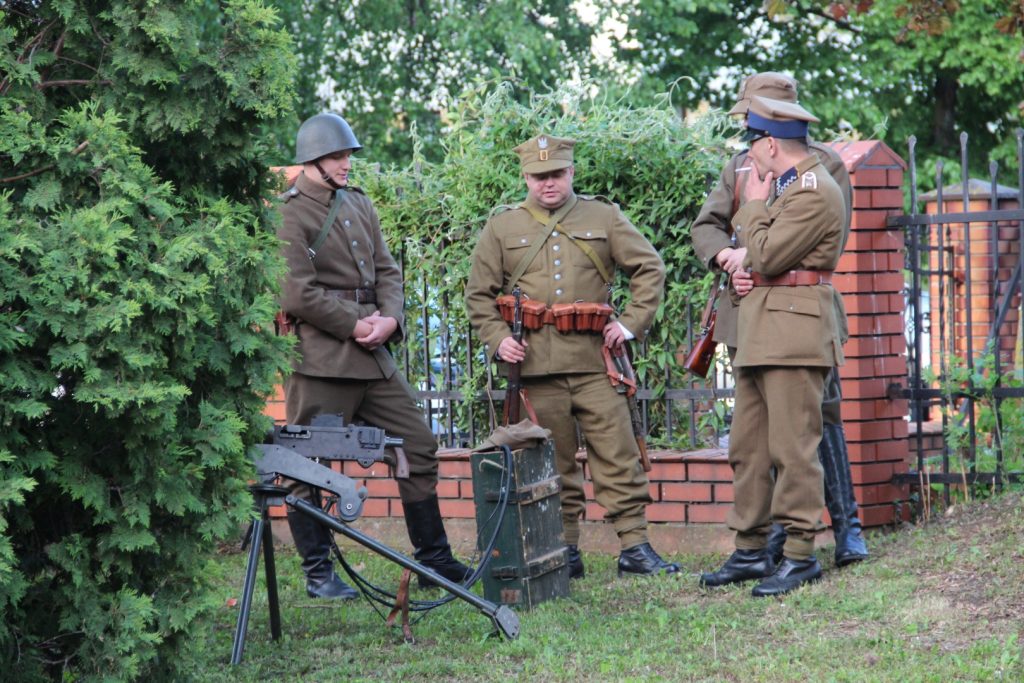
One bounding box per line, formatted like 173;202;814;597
496;295;613;333
327;287;377;304
750;269;833;287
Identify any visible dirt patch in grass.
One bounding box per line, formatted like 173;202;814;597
881;492;1024;652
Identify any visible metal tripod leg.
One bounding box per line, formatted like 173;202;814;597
287;495;520;640
231;483;288;665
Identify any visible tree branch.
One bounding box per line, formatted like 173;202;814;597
0;141;90;183
796;4;863;33
34;79;112;90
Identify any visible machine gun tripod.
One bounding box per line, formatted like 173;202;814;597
230;415;519;665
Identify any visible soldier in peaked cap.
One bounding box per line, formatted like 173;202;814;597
697;95;847;596
277;113;470;600
466;134;680;579
691;72;868;577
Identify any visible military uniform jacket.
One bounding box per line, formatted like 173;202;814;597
465;192;665;377
278;172;405;379
690;140;851;348
731;155;845;368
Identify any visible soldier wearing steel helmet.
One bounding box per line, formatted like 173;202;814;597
466;134;680;579
691;73;868;579
277;113;470;599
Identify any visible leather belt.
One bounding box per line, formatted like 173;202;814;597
750;270;833;287
327;287;377;304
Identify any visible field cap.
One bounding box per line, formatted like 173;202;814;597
740;95;819;142
514;135;575;174
728;72;798;116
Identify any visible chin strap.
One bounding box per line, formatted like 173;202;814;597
314;161;344;190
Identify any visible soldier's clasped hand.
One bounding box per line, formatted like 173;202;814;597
355;311;398;350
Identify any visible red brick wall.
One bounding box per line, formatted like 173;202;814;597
263;142;915;528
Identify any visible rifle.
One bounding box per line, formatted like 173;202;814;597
605;345;652;472
503;286;523;425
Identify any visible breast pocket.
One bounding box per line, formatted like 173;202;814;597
763;288;824;361
504;234;542;274
568;229;610;269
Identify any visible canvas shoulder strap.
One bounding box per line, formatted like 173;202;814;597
522;198;614;285
307;189;346;261
507;195;578;288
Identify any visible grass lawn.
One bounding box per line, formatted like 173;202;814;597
185;493;1024;682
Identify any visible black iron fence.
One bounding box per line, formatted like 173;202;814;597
894;130;1024;502
396;261;733;451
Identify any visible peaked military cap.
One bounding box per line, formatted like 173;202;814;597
740;95;820;142
728;72;798;116
514;135;575;174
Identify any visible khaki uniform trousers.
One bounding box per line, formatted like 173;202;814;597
284;372;439;504
524;373;651;550
730;345;843;426
728;365;828;560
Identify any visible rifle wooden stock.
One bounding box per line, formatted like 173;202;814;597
503;287;524;425
636;434;651;473
682;273;722;378
681;308;717;378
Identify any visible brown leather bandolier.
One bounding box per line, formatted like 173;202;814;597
750;270;833;287
495;295;614;333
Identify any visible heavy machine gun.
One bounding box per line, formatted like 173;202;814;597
230;415;519;665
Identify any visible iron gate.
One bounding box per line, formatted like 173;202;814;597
893;130;1024;503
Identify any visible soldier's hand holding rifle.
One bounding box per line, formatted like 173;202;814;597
501;287;526;425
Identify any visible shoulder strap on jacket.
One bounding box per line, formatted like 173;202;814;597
308;189;346;260
508;195;578;288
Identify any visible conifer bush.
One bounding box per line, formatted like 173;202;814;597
1;2;295;679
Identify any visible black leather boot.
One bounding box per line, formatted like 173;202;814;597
765;523;787;566
751;556;822;597
820;422;869;567
567;544;585;580
286;508;358;599
403;495;472;588
617;542;681;577
699;549;775;588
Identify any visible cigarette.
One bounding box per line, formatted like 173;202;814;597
736;166;752;172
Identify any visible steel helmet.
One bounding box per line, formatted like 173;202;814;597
294;113;362;164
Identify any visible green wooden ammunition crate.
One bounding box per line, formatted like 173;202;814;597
471;440;570;609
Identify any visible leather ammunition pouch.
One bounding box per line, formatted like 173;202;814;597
495;296;613;334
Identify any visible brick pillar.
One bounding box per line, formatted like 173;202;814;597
920;181;1021;372
830;141;911;527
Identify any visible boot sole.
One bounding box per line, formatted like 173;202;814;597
835;553;868;568
751;573;822;597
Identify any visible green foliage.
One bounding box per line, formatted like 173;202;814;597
924;347;1024;504
613;0;1024;184
267;0;600;164
355;82;730;446
1;1;294;679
